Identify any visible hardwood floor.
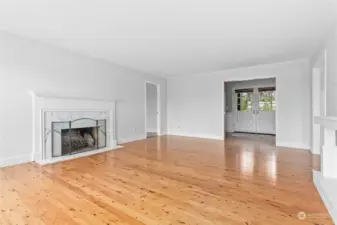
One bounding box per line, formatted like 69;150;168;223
0;136;332;224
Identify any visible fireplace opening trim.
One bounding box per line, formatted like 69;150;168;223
52;118;107;157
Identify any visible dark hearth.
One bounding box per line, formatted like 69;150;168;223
61;127;98;155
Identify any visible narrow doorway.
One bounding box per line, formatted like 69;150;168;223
146;82;159;138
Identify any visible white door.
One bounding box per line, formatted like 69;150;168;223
256;111;275;134
255;87;276;134
235;89;255;133
235;87;276;134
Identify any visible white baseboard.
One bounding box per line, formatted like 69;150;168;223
312;150;321;155
168;132;223;140
0;154;32;168
118;135;146;144
313;170;337;223
276;142;310;150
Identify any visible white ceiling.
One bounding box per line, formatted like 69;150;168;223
0;0;336;77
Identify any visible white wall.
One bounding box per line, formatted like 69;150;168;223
146;83;157;132
326;26;337;117
168;59;311;149
0;31;167;166
312;24;337;117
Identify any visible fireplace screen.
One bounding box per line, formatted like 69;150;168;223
51;118;106;157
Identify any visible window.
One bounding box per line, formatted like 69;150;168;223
235;89;253;112
258;87;276;111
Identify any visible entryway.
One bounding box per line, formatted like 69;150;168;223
145;82;160;138
224;78;276;139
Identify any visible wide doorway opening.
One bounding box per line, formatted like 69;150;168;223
224;78;276;141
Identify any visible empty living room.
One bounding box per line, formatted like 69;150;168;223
1;0;337;224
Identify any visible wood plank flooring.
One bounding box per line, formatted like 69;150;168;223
0;135;333;224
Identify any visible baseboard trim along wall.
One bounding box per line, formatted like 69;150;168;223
168;132;311;149
276;142;311;150
168;132;223;140
313;170;337;224
0;154;32;168
118;136;147;145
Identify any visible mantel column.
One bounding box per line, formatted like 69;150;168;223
322;127;337;179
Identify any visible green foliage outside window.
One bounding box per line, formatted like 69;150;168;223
237;92;253;111
236;90;276;112
259;91;276;111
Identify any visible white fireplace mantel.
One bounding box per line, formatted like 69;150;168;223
314;116;337;179
30;92;120;164
313;116;337;223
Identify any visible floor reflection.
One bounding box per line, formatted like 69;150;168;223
267;152;277;185
240;150;255;177
224;135;279;184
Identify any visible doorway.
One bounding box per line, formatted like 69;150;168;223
224;78;276;138
235;87;276;134
145;82;160;138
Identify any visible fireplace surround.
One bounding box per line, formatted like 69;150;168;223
31;93;118;164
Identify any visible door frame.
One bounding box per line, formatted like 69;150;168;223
312;68;321;155
222;76;278;140
145;81;161;136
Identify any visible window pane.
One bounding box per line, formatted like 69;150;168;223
272;102;276;110
237;92;253;112
259;90;276;111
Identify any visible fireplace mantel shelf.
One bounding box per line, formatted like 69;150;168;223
31;92;116;103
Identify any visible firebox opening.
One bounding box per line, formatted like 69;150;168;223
61;126;99;155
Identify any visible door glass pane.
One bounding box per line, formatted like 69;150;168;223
258;89;276;111
236;91;253;112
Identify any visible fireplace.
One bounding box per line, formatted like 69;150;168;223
31;94;118;164
51;118;107;157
